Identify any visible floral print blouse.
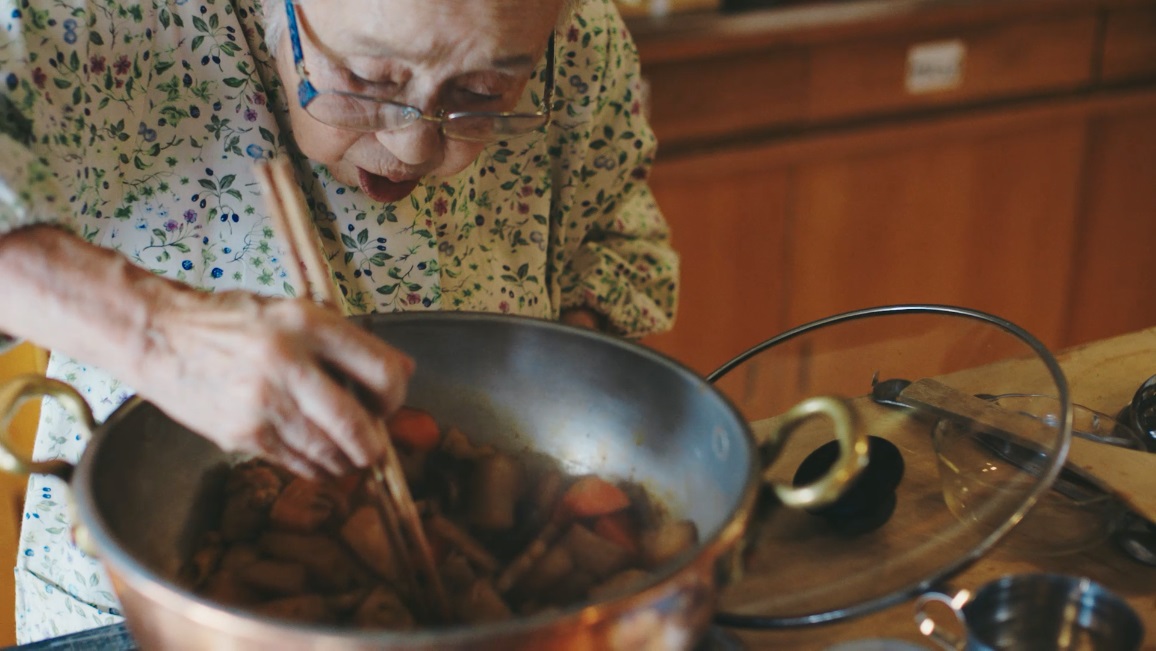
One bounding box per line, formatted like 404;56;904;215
0;0;677;641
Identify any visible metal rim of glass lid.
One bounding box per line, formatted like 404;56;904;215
706;304;1073;628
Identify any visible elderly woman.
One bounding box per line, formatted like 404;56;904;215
0;0;676;641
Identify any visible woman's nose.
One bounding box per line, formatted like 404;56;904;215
376;119;443;167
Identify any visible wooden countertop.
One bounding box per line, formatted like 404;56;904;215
729;325;1156;649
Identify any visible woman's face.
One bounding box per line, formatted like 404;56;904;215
274;0;563;203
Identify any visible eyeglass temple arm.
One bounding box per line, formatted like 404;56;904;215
283;0;320;106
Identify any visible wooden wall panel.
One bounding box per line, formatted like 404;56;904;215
784;120;1088;350
643;165;793;376
1066;105;1156;345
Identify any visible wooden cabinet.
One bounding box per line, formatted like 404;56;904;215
632;0;1156;375
805;12;1097;120
644;47;808;143
1101;4;1156;82
783;117;1086;344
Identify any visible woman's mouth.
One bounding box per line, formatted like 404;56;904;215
358;168;421;203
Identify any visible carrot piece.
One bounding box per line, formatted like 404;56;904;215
386;406;442;452
558;476;631;520
593;512;639;554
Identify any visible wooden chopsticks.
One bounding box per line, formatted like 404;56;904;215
253;158;450;622
256;159;337;307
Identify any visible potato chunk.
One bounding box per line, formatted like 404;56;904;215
354;586;415;630
517;544;573;595
468;453;523;531
640;520;698;569
340;505;398;582
258;531;367;592
268;477;347;533
454;579;512;624
561;523;633;579
219;462;283;542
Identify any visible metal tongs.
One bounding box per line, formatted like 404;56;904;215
254;158;450;621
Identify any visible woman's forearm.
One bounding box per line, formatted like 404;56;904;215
0;224;414;478
0;224;182;384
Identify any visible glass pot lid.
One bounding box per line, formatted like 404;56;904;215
707;305;1073;628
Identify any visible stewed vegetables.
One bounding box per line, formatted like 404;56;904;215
183;407;699;628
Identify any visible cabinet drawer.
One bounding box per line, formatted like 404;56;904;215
1101;5;1156;83
644;48;808;144
807;12;1098;120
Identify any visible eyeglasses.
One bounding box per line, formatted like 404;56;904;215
284;0;555;144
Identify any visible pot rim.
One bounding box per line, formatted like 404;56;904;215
69;312;763;643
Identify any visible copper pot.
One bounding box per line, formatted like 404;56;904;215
0;313;867;650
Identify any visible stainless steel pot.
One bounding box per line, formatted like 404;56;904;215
0;312;868;650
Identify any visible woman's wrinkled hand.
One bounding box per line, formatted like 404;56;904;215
136;290;413;479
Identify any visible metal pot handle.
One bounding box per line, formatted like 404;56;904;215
0;374;92;482
0;375;102;557
757;395;870;509
914;589;971;651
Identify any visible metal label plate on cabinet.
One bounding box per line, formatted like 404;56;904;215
906;39;966;94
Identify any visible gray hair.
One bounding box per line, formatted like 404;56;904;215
263;0;581;60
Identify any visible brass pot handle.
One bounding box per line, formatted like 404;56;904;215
0;374;93;482
758;395;870;509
